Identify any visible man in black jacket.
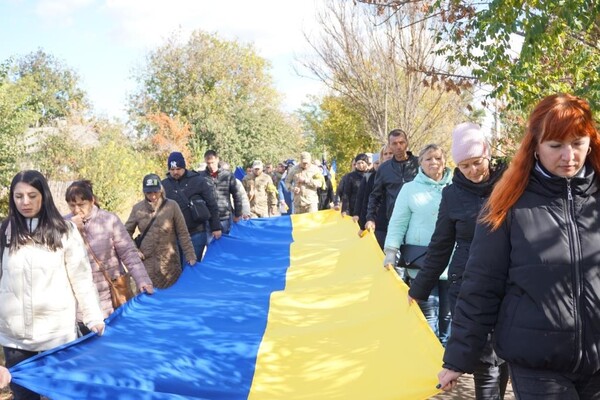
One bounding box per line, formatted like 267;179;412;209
162;151;221;262
201;149;248;235
365;129;419;235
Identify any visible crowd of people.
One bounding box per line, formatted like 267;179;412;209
1;93;600;400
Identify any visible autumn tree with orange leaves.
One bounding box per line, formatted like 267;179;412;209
129;30;303;168
144;112;193;164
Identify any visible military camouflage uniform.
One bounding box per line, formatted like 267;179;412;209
242;172;279;218
285;164;323;214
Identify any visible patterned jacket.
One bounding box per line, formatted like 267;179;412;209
285;164;323;207
242;172;278;217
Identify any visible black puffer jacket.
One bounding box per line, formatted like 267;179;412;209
162;170;221;233
366;153;419;222
408;161;506;303
444;164;600;374
200;168;245;220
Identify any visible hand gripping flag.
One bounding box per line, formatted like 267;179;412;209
9;210;444;399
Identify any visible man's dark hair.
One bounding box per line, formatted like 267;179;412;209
204;150;218;159
388;129;407;141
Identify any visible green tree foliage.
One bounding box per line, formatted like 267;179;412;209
28;128;80;182
129;30;303;168
78;122;160;217
0;62;37;214
300;95;379;176
12;49;89;125
0;50;165;218
359;0;600;113
436;0;600;112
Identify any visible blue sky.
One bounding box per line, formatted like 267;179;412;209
0;0;325;120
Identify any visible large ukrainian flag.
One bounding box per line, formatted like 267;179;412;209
9;210;443;399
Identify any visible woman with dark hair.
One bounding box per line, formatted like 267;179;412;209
65;180;153;332
0;170;103;400
437;94;600;399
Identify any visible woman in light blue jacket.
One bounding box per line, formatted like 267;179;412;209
383;144;453;345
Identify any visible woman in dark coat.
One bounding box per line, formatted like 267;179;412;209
408;123;508;399
437;94;600;399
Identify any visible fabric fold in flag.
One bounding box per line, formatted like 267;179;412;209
9;210;443;399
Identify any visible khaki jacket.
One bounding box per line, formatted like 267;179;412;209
125;197;195;288
285;164;323;207
243;173;278;217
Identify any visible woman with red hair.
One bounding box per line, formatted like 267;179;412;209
438;93;600;399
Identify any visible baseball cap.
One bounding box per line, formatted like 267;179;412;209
252;160;264;169
142;174;162;193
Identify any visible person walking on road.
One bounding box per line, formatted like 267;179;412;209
408;123;509;399
162;151;221;261
437;94;600;400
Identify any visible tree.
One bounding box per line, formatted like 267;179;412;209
78;121;161;217
302;0;474;150
144;112;194;164
300;95;379;176
129;30;303;168
12;49;89;126
0;62;37;214
28;128;81;182
359;0;600;113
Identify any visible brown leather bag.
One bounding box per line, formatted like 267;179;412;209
108;272;134;309
83;236;134;309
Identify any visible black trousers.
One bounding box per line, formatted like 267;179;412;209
510;364;600;400
3;347;40;400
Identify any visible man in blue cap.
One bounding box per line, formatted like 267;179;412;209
162;151;221;262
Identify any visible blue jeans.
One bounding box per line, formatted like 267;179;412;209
509;364;600;400
413;279;451;346
207;218;232;245
181;230;207;264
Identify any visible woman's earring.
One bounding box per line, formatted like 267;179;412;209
534;152;539;160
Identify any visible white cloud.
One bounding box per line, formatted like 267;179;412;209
100;0;325;112
34;0;95;26
102;0;319;57
21;0;326;116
